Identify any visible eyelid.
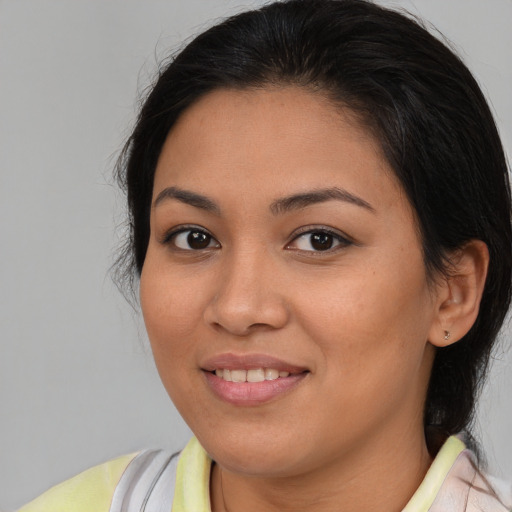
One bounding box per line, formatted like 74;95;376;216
286;225;354;252
160;224;220;248
159;224;354;252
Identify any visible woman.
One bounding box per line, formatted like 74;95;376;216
18;0;512;511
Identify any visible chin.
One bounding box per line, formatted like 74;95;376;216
195;425;316;477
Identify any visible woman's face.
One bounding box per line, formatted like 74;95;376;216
140;87;440;477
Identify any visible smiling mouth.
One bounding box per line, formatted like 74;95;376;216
205;368;309;406
213;368;295;382
202;353;309;404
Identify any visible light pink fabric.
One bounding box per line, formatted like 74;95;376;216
429;450;512;512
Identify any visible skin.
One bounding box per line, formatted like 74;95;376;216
140;87;487;512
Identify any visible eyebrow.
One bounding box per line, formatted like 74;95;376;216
153;186;221;214
270;187;375;215
152;185;375;216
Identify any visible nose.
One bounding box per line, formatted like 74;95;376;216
203;248;290;336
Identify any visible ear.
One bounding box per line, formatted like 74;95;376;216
428;240;489;348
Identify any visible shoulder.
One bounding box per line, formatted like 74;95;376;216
431;447;512;512
406;436;512;512
17;439;208;512
465;468;512;512
17;452;138;512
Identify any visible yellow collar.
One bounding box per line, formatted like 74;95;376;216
172;436;465;512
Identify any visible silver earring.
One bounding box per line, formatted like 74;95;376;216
444;330;451;341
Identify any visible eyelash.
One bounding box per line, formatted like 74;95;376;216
287;226;353;253
161;225;353;253
161;225;219;251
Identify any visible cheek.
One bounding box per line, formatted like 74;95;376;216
295;253;433;370
295;263;433;432
140;255;205;360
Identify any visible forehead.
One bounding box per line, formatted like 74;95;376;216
153;86;404;213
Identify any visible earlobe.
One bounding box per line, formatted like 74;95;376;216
429;240;489;348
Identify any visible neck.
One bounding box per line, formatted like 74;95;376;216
210;424;433;512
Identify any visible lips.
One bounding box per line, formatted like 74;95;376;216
201;353;309;406
214;368;291;382
201;353;308;373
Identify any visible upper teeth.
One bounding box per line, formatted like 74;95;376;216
215;368;290;383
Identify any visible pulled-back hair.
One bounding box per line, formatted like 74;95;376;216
115;0;512;437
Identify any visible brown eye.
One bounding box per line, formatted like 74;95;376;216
170;229;220;250
187;231;211;249
288;228;351;252
310;232;334;251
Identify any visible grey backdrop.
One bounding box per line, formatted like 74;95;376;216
1;0;511;509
